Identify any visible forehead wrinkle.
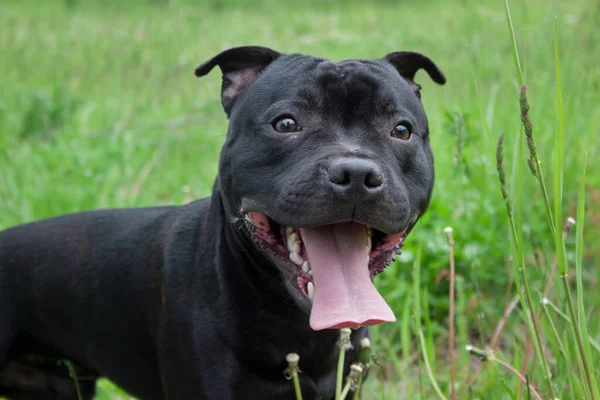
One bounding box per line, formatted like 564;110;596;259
285;58;405;117
343;61;417;117
321;62;393;118
265;57;325;110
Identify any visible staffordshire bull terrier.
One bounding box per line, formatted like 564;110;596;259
0;46;445;399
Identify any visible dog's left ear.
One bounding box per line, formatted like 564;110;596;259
195;46;281;116
384;51;446;98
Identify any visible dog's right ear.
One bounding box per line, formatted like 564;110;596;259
195;46;281;116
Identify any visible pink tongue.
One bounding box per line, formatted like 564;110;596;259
299;222;396;331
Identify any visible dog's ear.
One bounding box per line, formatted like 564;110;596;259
384;51;446;99
195;46;281;116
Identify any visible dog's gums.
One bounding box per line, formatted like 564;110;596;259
245;211;406;330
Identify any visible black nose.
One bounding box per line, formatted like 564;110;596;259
327;158;384;202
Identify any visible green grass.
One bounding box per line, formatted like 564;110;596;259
1;0;599;398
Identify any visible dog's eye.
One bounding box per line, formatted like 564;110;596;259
273;117;300;133
391;123;411;140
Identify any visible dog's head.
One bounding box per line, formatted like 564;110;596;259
196;46;445;331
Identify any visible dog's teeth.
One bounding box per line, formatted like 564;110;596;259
366;233;371;252
287;232;301;254
289;252;304;266
302;261;310;273
307;282;314;300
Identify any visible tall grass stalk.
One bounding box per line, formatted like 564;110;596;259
575;154;600;395
539;297;568;359
503;1;598;396
503;6;556;391
543;296;600;354
61;360;84;400
542;218;575;300
413;249;448;400
336;328;352;400
552;18;597;400
444;226;457;400
528;217;576;396
503;0;524;86
496;132;556;398
353;338;372;400
455;276;468;382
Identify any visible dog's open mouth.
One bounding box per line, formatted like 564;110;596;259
245;212;407;331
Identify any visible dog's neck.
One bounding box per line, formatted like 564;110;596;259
200;187;347;383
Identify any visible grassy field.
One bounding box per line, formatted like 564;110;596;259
1;0;599;398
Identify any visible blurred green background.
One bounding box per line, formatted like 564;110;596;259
1;0;599;398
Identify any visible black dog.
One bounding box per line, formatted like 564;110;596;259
0;46;445;399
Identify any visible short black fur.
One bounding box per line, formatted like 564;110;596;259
0;46;445;399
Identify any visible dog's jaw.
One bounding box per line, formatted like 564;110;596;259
244;211;407;330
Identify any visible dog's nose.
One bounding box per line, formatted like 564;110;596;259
327;158;384;201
